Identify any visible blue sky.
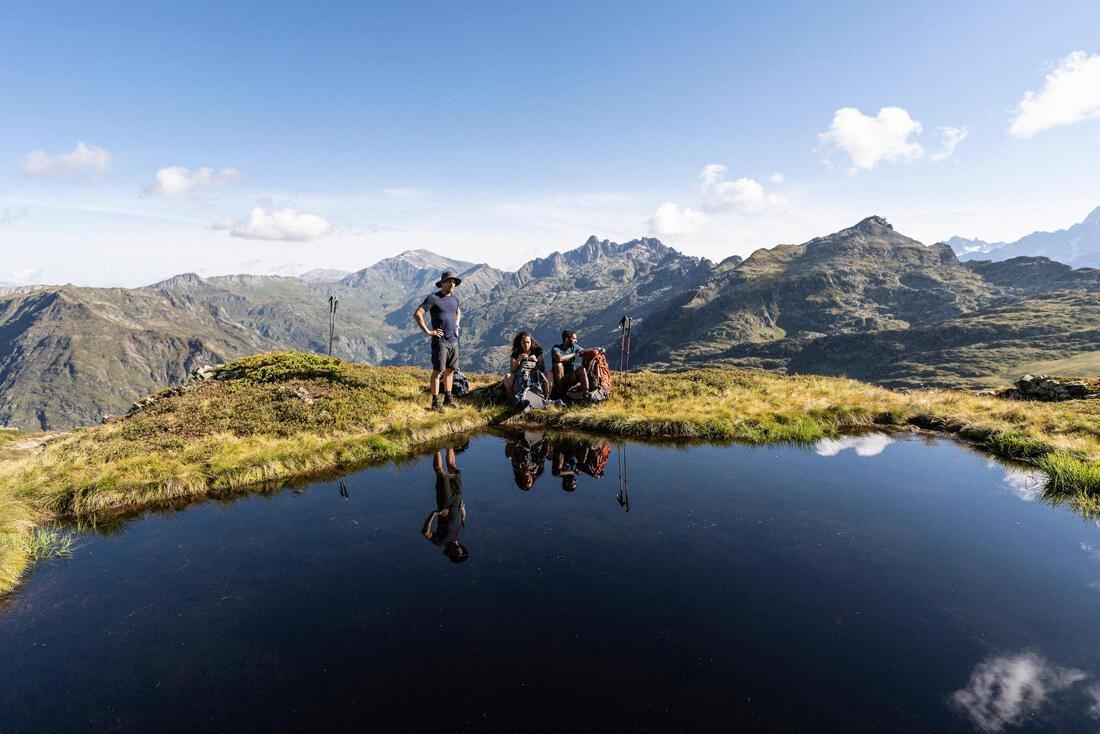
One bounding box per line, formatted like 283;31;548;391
2;0;1099;286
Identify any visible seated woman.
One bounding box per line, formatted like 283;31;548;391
502;331;547;396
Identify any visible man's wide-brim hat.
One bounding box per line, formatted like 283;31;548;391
436;270;462;288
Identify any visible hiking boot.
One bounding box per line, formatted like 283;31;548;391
443;395;456;410
430;401;445;413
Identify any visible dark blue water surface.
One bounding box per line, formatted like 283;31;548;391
3;431;1100;733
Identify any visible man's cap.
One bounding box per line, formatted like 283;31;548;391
436;271;463;288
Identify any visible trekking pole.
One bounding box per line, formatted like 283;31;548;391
617;315;633;373
328;295;339;356
616;442;629;512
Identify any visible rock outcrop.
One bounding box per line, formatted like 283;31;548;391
1004;374;1100;401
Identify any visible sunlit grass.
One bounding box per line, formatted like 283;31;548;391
24;526;76;561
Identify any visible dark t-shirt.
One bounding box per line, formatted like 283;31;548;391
552;343;582;370
431;472;464;547
419;291;461;342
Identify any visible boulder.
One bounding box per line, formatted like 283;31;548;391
1005;374;1100;401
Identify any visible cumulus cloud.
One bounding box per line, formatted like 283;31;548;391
1010;51;1100;138
145;166;240;196
0;206;29;226
21;142;112;177
646;202;706;237
930;126;969;161
1001;466;1045;502
700;164;766;213
951;653;1087;733
1;267;45;286
814;434;893;457
818;107;925;171
228;207;332;242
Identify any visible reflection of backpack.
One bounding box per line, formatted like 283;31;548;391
588;443;611;477
452;370;470;397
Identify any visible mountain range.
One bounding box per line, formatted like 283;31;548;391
2;217;1098;430
948;206;1100;268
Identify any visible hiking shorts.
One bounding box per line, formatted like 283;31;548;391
431;338;459;371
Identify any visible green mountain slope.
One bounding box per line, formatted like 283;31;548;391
2;221;1098;430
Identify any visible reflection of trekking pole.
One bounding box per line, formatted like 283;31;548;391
328;295;339;356
616;442;629;512
617;315;633;372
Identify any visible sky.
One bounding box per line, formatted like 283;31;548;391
1;0;1099;287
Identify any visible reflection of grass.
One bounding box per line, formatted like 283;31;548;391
0;351;1098;596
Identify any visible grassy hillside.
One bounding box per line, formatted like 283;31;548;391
1;351;1097;596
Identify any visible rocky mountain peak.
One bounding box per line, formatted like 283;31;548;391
852;215;893;234
148;272;206;290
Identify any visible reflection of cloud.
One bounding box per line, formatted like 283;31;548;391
951;653;1087;733
1087;683;1100;718
1002;467;1045;502
814;434;893;457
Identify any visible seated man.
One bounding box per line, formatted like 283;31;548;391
551;330;604;396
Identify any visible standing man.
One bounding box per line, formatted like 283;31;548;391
414;270;462;412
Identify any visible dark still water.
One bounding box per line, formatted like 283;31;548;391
3;431;1100;733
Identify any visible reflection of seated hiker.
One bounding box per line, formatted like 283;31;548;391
422;447;469;563
502;331;547;396
505;432;549;490
551;439;611;490
551;442;580;492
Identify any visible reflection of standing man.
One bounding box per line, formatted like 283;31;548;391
422;447;469;563
413;271;462;413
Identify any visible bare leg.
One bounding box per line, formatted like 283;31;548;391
430;369;442;397
503;373;515;395
577;366;590;392
443;368;455;394
446;447;457;472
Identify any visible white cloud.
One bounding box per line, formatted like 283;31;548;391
930;126;969;161
646;202;706;237
951;653;1088;733
1001;466;1045;502
767;173;785;184
145;166;240;196
21;142;112;177
228;207;332;242
814;434;893;457
1;267;45;286
0;206;29;226
700;164;766;213
819;107;925;171
1010;51;1100;138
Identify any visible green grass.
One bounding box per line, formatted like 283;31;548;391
24;526;76;561
0;350;1097;596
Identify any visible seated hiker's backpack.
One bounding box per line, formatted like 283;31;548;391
451;370;470;397
512;359;550;410
566;349;613;403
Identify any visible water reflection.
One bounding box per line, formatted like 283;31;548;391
503;432;611;493
950;652;1089;732
998;463;1045;503
814;434;893;457
421;447;469;563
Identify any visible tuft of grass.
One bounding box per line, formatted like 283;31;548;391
24;526;76;561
